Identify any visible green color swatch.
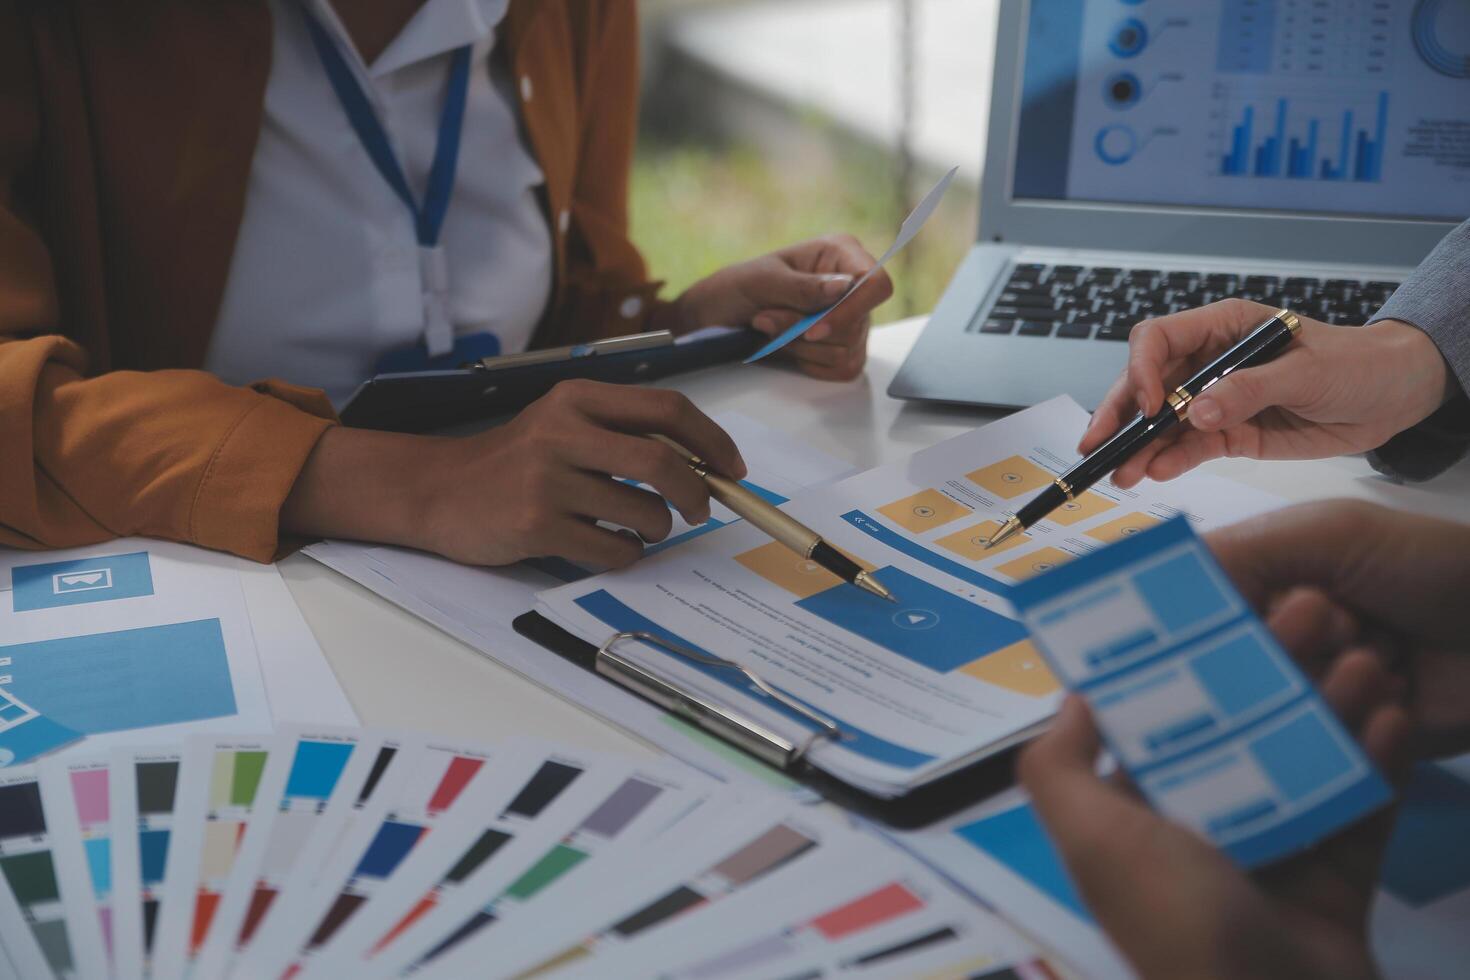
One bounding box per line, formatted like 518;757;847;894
230;751;269;807
1;851;60;905
503;845;587;901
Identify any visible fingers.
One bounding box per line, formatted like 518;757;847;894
1317;648;1396;733
1079;373;1137;454
1127;300;1274;413
550;381;748;481
1020;697;1146;862
565;428;713;527
1205;501;1389;610
1266;588;1359;680
560;473;676;544
1081;299;1276;453
1187;357;1299;432
756;268;855;321
539;518;645;569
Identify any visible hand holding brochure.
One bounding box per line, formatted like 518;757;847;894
1011;517;1392;867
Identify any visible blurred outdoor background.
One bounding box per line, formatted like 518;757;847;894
632;0;999;325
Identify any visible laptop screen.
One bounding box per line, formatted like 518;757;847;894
1012;0;1470;223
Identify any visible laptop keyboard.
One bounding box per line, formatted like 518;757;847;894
974;264;1401;341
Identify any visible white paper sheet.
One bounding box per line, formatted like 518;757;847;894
414;802;847;980
233;735;520;980
108;744;189;980
0;764;89;979
220;728;417;977
189;726;368;979
236;561;356;727
0;542;273;753
559;826;1052;980
891;787;1133;980
149;733;283;980
536;397;1282;797
335;761;725;980
38;753;114;980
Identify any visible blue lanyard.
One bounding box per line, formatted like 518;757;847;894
299;3;472;248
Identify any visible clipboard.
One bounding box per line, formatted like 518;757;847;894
341;326;763;433
513;611;1022;829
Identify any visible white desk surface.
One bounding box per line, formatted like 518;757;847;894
279;316;1470;756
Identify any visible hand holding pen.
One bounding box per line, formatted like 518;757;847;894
649;435;897;602
988;307;1303;547
1078;298;1453;488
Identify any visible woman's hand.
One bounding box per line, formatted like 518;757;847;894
282;380;746;568
662;235;894;381
1020;654;1410;980
1079;299;1451;488
1209;500;1470;758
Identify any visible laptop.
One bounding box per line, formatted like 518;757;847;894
891;0;1468;411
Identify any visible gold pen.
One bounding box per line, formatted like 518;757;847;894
650;435;897;603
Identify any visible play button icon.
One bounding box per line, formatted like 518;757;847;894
893;608;940;631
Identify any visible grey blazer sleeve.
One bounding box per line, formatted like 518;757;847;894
1364;219;1470;482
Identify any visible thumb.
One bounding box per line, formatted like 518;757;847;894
758;268;853;313
1187;358;1295;431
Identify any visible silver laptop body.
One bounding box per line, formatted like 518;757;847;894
890;0;1466;411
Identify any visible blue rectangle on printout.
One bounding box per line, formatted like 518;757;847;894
0;620;237;734
1012;518;1391;868
11;551;154;611
796;566;1028;673
285;741;355;800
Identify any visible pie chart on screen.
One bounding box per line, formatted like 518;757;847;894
1413;0;1470;79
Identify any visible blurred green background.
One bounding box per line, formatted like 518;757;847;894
629;0;992;325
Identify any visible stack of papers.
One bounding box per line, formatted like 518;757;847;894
535;397;1280;798
0;540;354;765
0;725;1063;980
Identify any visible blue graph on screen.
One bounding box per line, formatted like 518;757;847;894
1219;91;1388;183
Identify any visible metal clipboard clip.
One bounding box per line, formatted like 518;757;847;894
595;631;845;771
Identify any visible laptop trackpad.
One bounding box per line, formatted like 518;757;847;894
916;334;1130;412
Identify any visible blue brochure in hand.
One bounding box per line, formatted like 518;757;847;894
1011;517;1391;868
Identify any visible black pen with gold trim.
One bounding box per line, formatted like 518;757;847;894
649;435;898;602
986;308;1301;549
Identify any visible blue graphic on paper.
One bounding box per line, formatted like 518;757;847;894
1013;518;1391;868
12;551;154;611
955;803;1091;921
1381;764;1470;907
796;566;1027;673
0;686;82;766
0;620;237;734
285;741;355;800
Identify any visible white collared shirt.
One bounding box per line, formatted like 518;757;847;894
206;0;553;406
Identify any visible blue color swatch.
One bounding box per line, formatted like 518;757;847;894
796;567;1028;673
1249;709;1355;802
84;838;111;894
139;829;170;885
12;551;154;611
1191;632;1292;718
955;804;1091;921
0;620;237;734
1133;551;1231;634
0;685;82;765
1381;764;1470;907
355;821;425;879
285;741;355;800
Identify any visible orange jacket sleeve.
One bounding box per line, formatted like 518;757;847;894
0;5;334;563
